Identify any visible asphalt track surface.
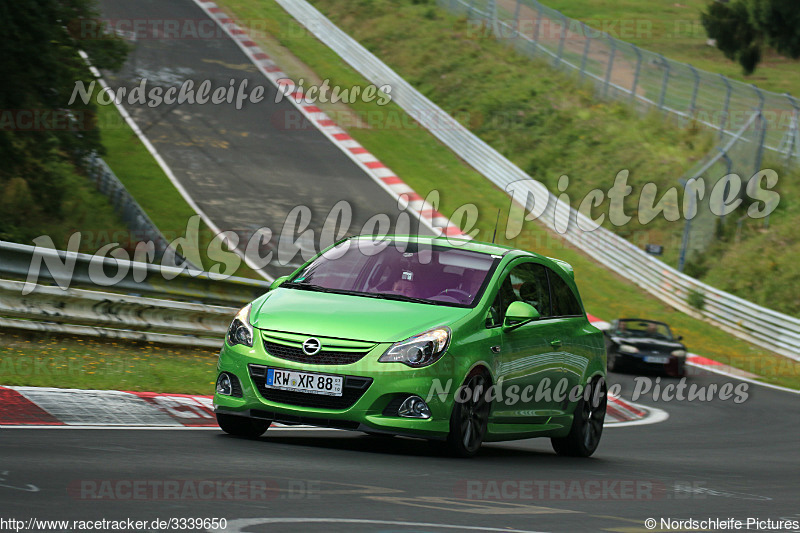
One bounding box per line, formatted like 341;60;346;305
57;1;799;531
98;0;433;278
2;370;798;533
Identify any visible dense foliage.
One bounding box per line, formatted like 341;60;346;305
0;0;127;242
702;0;800;74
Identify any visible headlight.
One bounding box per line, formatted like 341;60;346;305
227;303;254;347
379;327;450;368
671;349;687;357
618;344;639;354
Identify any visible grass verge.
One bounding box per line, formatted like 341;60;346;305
0;330;218;395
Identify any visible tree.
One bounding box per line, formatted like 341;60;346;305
0;0;128;240
702;0;800;74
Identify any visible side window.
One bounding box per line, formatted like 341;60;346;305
508;262;551;317
486;275;515;328
486;262;551;328
547;269;583;317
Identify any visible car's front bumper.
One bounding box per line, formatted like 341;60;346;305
213;339;458;439
614;351;685;375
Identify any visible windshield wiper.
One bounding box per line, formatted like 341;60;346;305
367;293;436;305
281;282;337;293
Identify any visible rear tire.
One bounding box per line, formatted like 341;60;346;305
443;370;491;458
216;413;270;438
551;377;606;457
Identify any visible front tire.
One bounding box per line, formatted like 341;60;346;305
216;413;270;438
443;370;491;458
551;377;606;457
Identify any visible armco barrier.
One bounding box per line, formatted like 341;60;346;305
274;0;800;360
0;279;233;337
0;240;269;307
0;240;269;346
0;278;234;348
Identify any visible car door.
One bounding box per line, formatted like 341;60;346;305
546;266;591;409
490;260;564;421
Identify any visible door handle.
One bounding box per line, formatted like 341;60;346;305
550;339;562;348
490;345;501;354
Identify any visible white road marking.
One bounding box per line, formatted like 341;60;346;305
208;517;549;533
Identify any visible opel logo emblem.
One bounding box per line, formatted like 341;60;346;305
302;337;321;355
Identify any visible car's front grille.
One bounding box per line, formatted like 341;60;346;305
248;365;372;410
259;331;376;366
262;341;371;365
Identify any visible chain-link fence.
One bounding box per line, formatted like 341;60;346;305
443;0;799;163
441;0;793;267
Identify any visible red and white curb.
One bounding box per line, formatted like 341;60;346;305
192;0;463;238
0;385;650;428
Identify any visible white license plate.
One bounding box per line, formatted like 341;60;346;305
644;355;669;364
265;368;343;397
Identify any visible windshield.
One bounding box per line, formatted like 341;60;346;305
616;320;673;340
285;239;499;307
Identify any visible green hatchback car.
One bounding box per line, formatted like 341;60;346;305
214;235;607;457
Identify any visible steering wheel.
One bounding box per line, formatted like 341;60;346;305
435;288;472;301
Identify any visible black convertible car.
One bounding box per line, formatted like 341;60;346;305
604;319;687;377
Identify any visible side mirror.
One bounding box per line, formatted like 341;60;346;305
269;275;290;291
676;335;683;341
503;301;540;332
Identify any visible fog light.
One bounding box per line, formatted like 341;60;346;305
216;373;233;396
398;396;431;419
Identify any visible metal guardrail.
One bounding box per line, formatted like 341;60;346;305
0;241;269;346
0;241;269;307
0;279;233;348
276;0;800;360
84;153;178;261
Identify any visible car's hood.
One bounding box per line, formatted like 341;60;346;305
611;336;685;352
252;288;473;343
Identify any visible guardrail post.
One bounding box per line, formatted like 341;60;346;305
678;178;695;273
719;75;732;140
630;44;642;103
751;110;769;227
752;84;765;114
578;25;591;81
554;13;568;66
531;2;543;56
513;0;522;39
603;36;616;98
488;0;497;37
657;54;670;111
718;150;732;226
688;64;700;116
785;93;799;162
